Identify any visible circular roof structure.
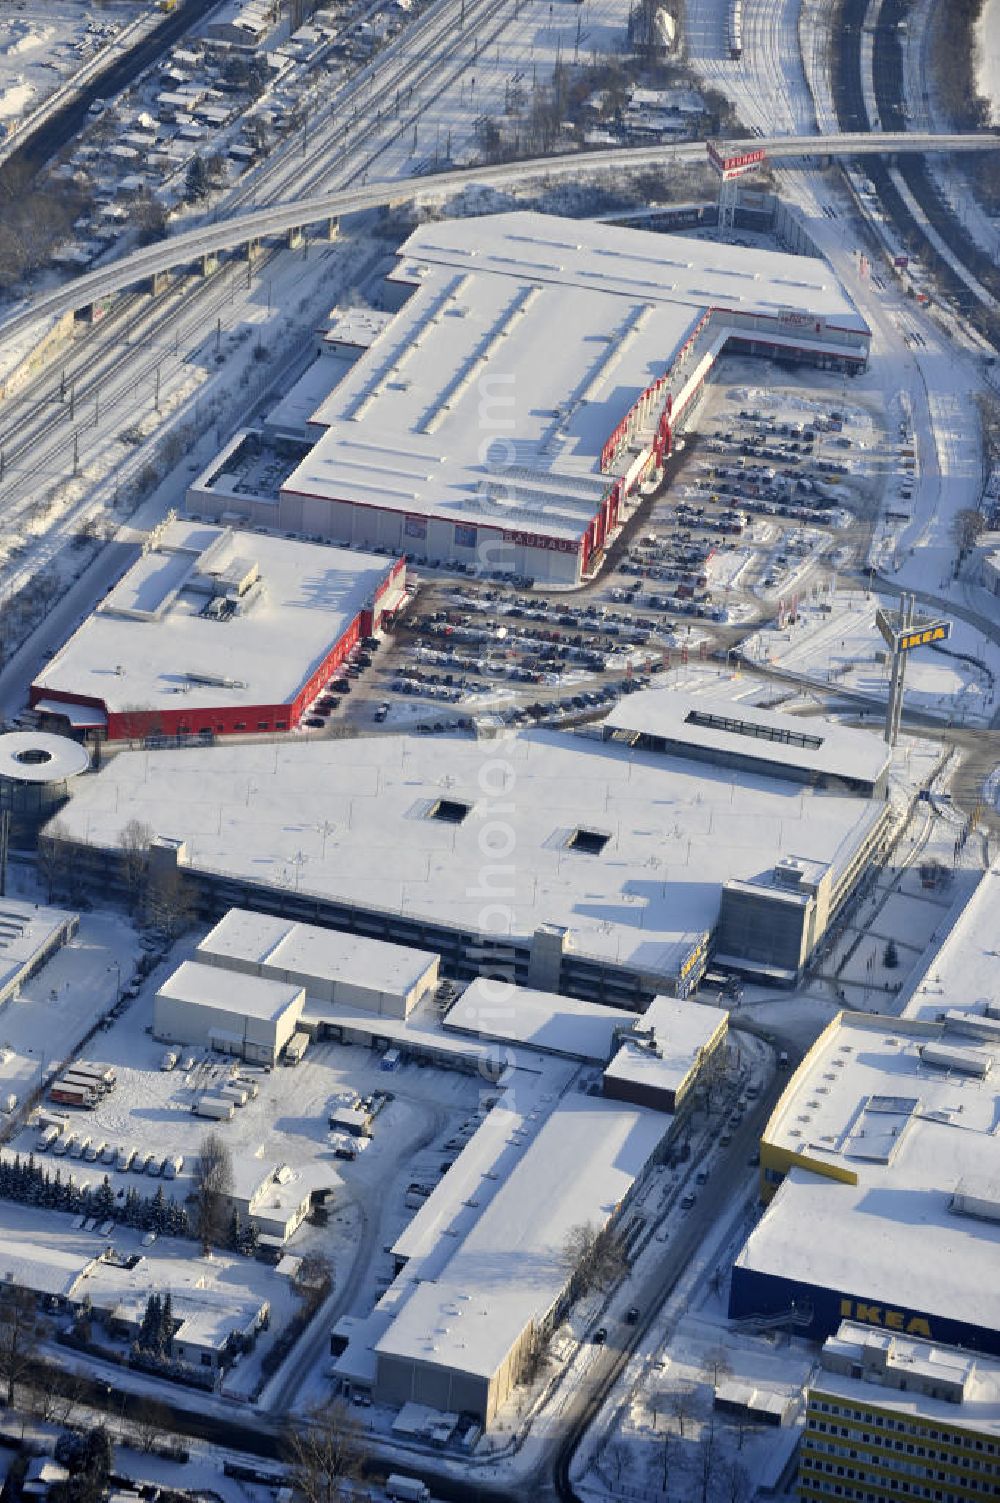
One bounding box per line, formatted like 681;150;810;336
0;732;90;783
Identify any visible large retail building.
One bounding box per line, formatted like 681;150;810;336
39;690;908;1001
187;211;871;584
730;1003;1000;1357
30;519;405;742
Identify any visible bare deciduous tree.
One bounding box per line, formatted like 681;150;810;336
284;1401;366;1503
194;1131;233;1255
38;819;73;902
562;1219;629;1299
143;867;197;939
131;1397;173;1453
0;1286;38;1406
668;1382;695;1439
717;1457;753;1503
119;818;153;910
951;507;986;554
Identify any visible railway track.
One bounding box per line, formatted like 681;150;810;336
831;0;999;345
0;0;518;551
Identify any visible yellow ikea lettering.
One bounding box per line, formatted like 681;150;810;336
838;1300;933;1339
901;626;946;650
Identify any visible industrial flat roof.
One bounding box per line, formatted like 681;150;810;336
0;1202;99;1298
739;1010;1000;1336
903;863;1000;1024
604;994;728;1098
603;688;891;786
376;1095;667;1382
0;900;75;1003
813;1322;1000;1435
32;519;396;719
443;979;631;1062
48;729;889;984
281;211;866;543
197;909;438;998
156;960;303;1023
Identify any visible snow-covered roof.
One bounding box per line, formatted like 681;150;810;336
157;960;303;1023
0;732;90;782
32;520;396;719
391;1065;571;1267
47;729;889;984
322;306;394;351
903;863;1000;1025
603;994;728;1099
603;688;891;787
814;1321;1000;1433
282;211;867;543
739;1010;1000;1336
196;909;438;1000
376;1095;667;1382
0;1203;99;1298
443;978;630;1062
0;899;76;1005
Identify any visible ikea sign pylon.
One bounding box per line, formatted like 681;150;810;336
875;608;952;655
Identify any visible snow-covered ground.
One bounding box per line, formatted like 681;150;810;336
741;591;1000;726
0;2;142;135
976;0;1000;124
0;864;140;1112
683;0;815;134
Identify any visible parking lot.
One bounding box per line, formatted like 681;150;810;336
286;358;888;740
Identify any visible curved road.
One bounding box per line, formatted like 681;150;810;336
0;130;995;348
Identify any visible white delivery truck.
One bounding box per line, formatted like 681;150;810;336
385;1477;430;1503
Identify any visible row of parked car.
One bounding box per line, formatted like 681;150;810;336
36;1126;183;1178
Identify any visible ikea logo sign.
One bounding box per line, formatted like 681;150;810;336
840;1299;931;1337
898;623;951;652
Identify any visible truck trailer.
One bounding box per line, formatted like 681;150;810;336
282;1032;309;1066
193;1095;235;1121
49;1083;96;1109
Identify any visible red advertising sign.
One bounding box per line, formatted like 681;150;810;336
502;530;578;554
707;141;766;180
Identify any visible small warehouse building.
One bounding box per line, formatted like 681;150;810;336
153;960;305;1064
31;519;405;743
195;908;439;1019
374;1094;668;1423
